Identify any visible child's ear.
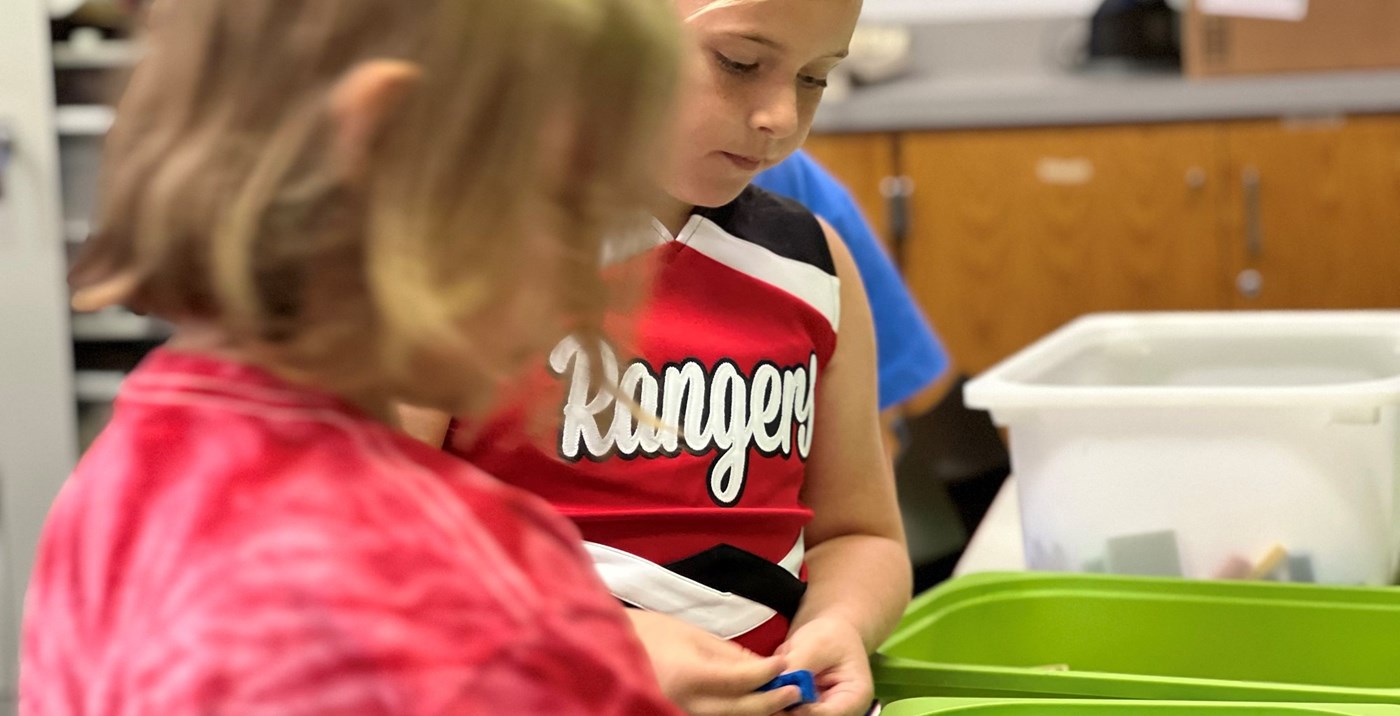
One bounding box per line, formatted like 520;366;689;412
330;60;422;181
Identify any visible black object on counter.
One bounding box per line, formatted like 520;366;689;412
1088;0;1182;70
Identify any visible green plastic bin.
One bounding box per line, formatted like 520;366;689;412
881;699;1400;716
874;572;1400;703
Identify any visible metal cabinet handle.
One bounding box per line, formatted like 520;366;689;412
1185;167;1206;190
0;122;14;201
1242;166;1262;259
1237;268;1263;300
880;175;915;265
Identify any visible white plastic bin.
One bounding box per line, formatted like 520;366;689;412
965;311;1400;585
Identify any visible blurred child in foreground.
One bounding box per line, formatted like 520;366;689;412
21;1;688;713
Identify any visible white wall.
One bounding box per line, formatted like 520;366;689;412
0;0;79;708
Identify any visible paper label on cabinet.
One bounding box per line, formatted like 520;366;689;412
1197;0;1308;21
1035;157;1095;186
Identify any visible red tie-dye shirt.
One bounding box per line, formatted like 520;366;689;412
22;349;680;716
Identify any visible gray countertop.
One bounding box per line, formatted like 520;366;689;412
813;67;1400;133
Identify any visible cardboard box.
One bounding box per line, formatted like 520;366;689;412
1184;0;1400;78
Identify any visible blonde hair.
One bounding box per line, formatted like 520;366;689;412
71;0;679;417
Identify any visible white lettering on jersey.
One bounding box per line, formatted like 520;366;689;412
549;337;817;507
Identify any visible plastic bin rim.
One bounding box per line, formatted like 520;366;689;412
890;571;1400;619
965;311;1400;412
883;572;1400;655
874;653;1400;701
879;697;1400;715
876;573;1400;703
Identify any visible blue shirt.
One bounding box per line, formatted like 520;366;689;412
754;151;951;410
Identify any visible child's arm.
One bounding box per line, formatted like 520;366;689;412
396;404;453;447
778;220;912;715
624;609;804;715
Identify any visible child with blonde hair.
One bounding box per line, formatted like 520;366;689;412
22;1;687;713
402;1;912;714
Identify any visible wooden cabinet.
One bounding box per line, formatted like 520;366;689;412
801;132;899;250
1222;116;1400;309
808;114;1400;374
900;124;1225;373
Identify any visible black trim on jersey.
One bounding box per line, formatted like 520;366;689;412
694;185;836;277
663;544;806;621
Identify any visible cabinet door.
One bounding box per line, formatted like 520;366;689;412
1223;116;1400;309
801;132;899;251
901;124;1225;374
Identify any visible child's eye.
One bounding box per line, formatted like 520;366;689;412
715;52;759;75
799;74;829;89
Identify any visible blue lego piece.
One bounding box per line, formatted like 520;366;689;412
759;669;818;709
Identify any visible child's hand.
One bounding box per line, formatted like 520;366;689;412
775;617;874;716
626;610;803;716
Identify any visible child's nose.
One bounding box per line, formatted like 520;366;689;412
749;82;799;140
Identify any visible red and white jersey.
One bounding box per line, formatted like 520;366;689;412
449;186;840;655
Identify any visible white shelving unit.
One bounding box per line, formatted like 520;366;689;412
0;8;159;705
54;103;114;135
47;27;167;459
71;370;126;404
0;1;83;710
69;308;171;343
51;38;141;70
